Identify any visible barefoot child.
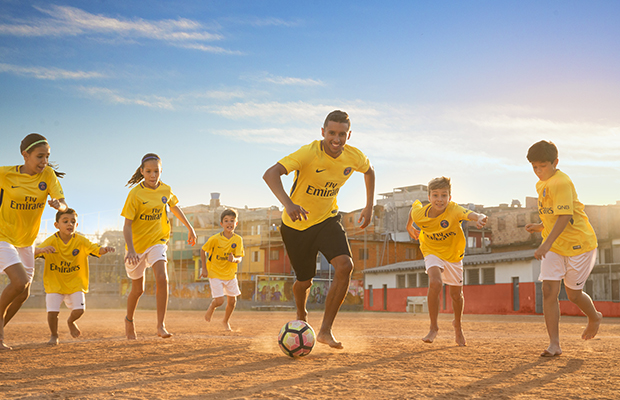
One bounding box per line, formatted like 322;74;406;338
122;153;196;339
0;134;68;350
407;177;487;346
35;208;114;345
525;140;601;357
200;209;244;331
263;110;375;349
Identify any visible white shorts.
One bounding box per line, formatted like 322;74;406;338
46;292;85;312
0;242;35;282
539;249;597;290
125;244;167;280
424;254;464;287
209;277;241;298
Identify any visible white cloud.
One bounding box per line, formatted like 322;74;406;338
77;86;174;109
0;63;105;80
262;75;325;86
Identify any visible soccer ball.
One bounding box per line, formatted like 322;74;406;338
278;320;316;358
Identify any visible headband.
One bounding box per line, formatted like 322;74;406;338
141;155;161;164
24;139;48;152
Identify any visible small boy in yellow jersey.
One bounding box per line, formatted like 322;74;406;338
525;140;602;357
35;209;114;345
406;177;487;346
200;209;244;331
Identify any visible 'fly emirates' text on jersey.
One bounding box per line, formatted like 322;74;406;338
121;182;178;254
536;170;597;256
0;165;64;247
38;233;101;294
410;200;472;262
278;140;370;231
202;232;245;281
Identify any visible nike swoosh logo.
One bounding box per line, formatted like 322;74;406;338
142;201;149;204
11;185;20;188
316;169;326;173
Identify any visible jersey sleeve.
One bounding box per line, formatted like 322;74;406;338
550;178;574;216
46;167;64;200
278;144;313;175
236;236;245;257
410;200;424;224
167;188;179;208
352;147;371;173
82;236;102;258
453;203;473;222
202;235;215;255
36;235;55;259
121;191;138;220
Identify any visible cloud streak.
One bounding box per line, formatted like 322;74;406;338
0;63;105;80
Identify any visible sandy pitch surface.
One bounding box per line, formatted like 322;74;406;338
1;309;619;399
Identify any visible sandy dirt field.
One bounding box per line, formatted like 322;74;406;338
1;309;619;399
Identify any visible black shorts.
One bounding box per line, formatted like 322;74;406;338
280;214;352;282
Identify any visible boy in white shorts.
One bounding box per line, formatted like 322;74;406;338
407;177;487;346
200;209;244;331
525;140;601;357
36;209;114;345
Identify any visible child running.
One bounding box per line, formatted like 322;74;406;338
122;153;196;339
35;208;115;345
525;140;602;357
0;133;68;350
407;177;487;346
200;208;245;331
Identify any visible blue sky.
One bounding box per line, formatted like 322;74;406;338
1;0;619;234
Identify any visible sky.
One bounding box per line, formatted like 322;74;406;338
1;0;619;235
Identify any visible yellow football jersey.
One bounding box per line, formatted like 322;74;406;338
202;232;245;280
121;182;178;254
536;170;597;256
410;200;472;262
0;165;64;247
278;140;370;230
38;233;101;294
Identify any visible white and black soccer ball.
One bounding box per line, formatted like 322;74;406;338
277;320;316;358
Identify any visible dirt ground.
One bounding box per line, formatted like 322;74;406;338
1;309;619;399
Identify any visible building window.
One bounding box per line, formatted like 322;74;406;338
257;225;261;235
467;268;480;285
467;237;476;248
175;240;184;250
252;251;260;262
359;248;369;260
517;214;526;227
270;250;279;260
396;274;406;289
407;273;417;288
419;273;429;287
251;226;255;235
482;267;495;284
498;216;506;231
406;248;416;259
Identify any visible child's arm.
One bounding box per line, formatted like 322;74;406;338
358;166;375;229
227;253;243;263
123;218;140;265
406;213;420;240
263;163;309;222
35;246;56;256
467;212;488;229
533;215;572;260
170;205;197;247
99;246;115;256
200;248;208;278
525;222;544;233
48;198;68;212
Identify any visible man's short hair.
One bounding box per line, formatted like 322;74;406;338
56;208;78;222
220;208;238;222
324;110;351;130
527;140;558;163
428;177;451;194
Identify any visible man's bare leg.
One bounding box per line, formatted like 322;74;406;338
541;280;562;356
204;297;224;322
67;309;84;338
222;296;237;331
423;267;442;343
566;287;603;340
47;311;60;345
153;261;172;338
125;277;144;340
317;255;353;349
449;285;466;346
0;264;29;350
293;279;312;322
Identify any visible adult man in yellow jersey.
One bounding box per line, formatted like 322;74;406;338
263;110;375;349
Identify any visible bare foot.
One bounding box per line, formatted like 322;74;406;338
453;320;466;347
48;336;59;346
222;321;232;331
68;320;81;338
125;317;137;340
296;310;308;322
317;330;343;349
157;326;173;339
204;307;215;322
0;340;12;350
540;348;562;357
422;329;438;343
582;312;603;340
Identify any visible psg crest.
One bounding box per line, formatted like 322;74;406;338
72;249;80;256
161;196;167;204
441;220;449;228
38;182;47;191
